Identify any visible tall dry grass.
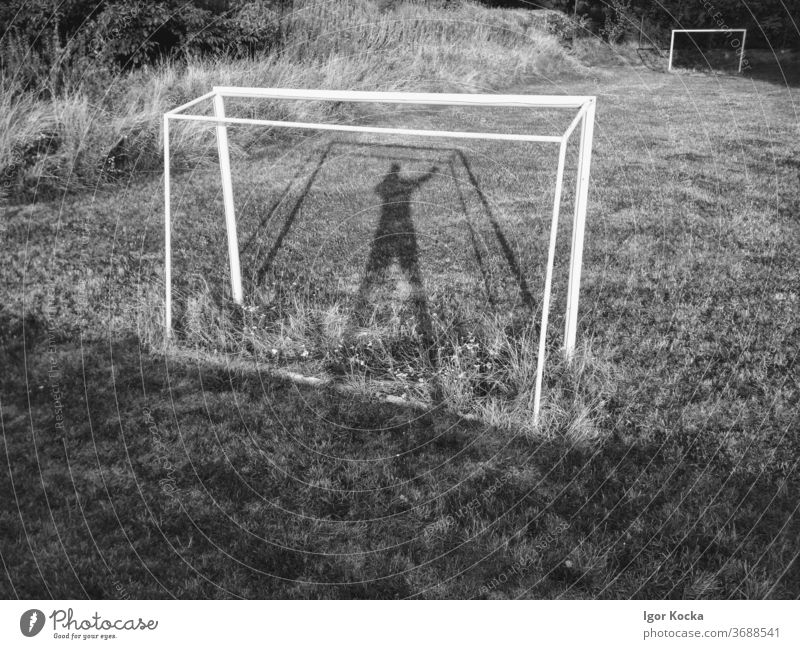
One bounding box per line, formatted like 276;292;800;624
1;0;583;200
136;279;613;443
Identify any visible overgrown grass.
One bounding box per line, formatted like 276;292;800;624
140;283;613;443
1;0;582;200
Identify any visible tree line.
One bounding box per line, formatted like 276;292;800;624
487;0;800;49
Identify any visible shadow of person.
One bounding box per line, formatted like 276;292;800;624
355;162;438;355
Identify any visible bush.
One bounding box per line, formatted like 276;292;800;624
90;1;243;69
0;0;285;95
228;1;283;58
528;9;585;41
600;0;632;44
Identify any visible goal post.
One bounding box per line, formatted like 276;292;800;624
668;28;747;73
163;87;597;424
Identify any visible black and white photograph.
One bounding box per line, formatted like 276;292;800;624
1;0;798;643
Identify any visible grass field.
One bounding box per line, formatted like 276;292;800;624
2;49;799;598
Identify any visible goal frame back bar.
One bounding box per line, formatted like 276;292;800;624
668;28;747;73
163;87;597;424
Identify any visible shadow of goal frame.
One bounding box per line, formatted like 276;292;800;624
163;87;597;424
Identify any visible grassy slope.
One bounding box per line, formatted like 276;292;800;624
1;0;578;200
2;64;799;598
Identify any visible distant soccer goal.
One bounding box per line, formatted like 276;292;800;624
163;87;597;423
668;29;747;73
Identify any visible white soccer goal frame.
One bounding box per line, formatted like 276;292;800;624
668;28;747;73
163;87;597;423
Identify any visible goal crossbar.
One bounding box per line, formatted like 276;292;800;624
163;88;597;424
668;28;747;73
196;87;593;108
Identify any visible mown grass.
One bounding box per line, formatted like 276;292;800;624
1;9;799;598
